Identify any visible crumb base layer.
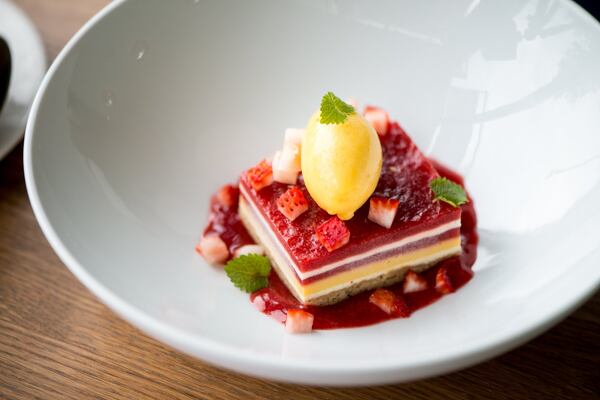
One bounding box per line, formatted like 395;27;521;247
239;196;461;306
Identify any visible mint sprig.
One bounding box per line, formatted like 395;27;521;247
224;254;271;293
320;92;355;124
429;177;468;207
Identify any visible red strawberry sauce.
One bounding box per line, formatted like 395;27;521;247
202;162;478;330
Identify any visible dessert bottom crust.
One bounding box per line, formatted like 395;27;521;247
239;197;459;306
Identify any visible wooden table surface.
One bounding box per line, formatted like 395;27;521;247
1;1;598;399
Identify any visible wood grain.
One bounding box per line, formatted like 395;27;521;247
1;1;599;399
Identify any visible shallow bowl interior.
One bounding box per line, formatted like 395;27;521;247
25;0;600;385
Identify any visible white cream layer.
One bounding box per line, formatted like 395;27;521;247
240;184;461;280
239;198;460;301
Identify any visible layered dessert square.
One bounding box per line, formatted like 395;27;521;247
239;122;461;306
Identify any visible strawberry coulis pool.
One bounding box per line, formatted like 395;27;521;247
202;160;478;330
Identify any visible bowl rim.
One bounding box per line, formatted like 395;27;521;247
23;0;600;385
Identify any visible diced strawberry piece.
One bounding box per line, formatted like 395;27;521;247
369;288;396;314
285;309;314;333
215;184;239;208
403;269;428;293
270;310;287;323
246;160;273;191
251;295;266;312
234;244;265;257
272;150;298;185
282;142;301;171
368;196;399;229
315;216;350;252
197;234;229;264
435;266;455;294
364;106;390;136
369;289;410;317
276;186;309;221
284;128;304;146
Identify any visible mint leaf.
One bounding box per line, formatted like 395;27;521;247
320;92;355;124
224;254;271;293
429;177;468;207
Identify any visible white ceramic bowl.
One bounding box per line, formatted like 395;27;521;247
25;0;600;386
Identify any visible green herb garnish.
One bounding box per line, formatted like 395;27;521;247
429;177;468;207
224;254;271;293
319;91;355;124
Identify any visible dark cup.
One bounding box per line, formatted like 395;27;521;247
0;36;11;114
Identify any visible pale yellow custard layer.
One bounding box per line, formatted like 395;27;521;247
300;238;461;299
239;197;461;303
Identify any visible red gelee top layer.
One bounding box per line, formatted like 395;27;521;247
239;122;461;272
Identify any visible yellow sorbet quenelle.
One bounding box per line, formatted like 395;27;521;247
301;93;382;220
